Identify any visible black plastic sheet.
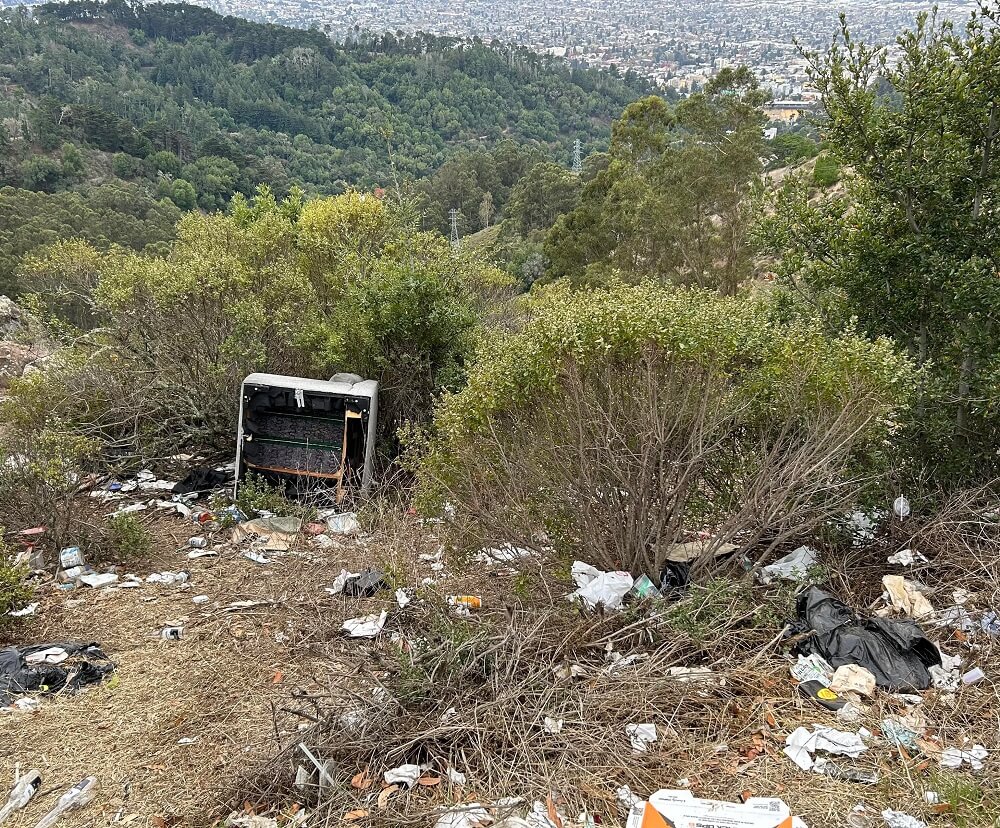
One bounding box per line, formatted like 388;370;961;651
792;587;940;691
0;642;114;707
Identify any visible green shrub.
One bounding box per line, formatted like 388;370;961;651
224;473;316;521
104;513;153;562
0;534;34;627
4;188;510;465
416;281;911;576
812;153;841;188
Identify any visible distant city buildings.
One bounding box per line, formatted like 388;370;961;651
9;0;977;103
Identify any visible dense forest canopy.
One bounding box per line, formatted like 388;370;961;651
0;0;653;292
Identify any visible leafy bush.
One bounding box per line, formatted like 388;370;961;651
225;472;316;522
416;282;911;576
103;513;153;562
0;533;33;628
812;153;840;188
0;423;100;553
4;188;511;467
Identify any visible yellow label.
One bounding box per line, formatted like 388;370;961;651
817;688;838;700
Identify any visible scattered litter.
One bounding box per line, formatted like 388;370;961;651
32;776;99;828
625;722;657;753
188;536;208;548
791;653;834;686
939;744;987;771
1;641;114;708
881;810;927;828
383;763;424;787
146;571;189;585
962;667;985;685
930;651;962;690
892;496;911;520
154;499;195;519
627;789;798;828
395;588;411;609
667;666;722;685
177;736;199;745
192;595;210;605
793;587;940;690
474;544;533;564
797;680;847;711
784;725;867;770
244;550;273;565
846;510;880;544
326;569;359;595
59;546;85;569
829;664;876;697
881;716;919;749
543;716;564;734
616;785;641;811
836;702;865;724
812;760;879;784
664;540;738;563
342;610;387;639
887;549;926;566
629;574;658;599
8;603;39;618
445;767;466;786
324;512;360;535
758;546;818;584
569;562;633;609
220;600;269;613
935;604;976;632
160;626;184;641
172;466;232;494
78;573;119;589
433;803;491;828
108;501;148;518
188;549;217;559
343;570;387;597
448;595;482;610
232;517;299;551
881;575;934;618
24;647;68;665
0;768;42;821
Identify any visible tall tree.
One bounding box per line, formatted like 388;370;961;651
544;68;768;293
757;4;1000;479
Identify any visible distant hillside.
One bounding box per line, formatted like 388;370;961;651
0;0;652;292
0;0;650;190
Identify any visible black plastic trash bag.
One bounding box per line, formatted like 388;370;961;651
792;587;940;691
0;642;114;707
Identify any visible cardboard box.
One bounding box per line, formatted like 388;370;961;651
626;789;795;828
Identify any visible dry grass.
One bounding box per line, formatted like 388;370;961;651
4;493;1000;828
231;512;1000;828
0;511;378;827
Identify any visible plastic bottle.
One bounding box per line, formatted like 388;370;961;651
33;776;98;828
0;770;42;824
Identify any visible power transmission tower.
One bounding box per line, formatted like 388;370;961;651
449;208;460;248
572;138;583;174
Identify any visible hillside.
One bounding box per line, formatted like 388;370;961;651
0;0;651;291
